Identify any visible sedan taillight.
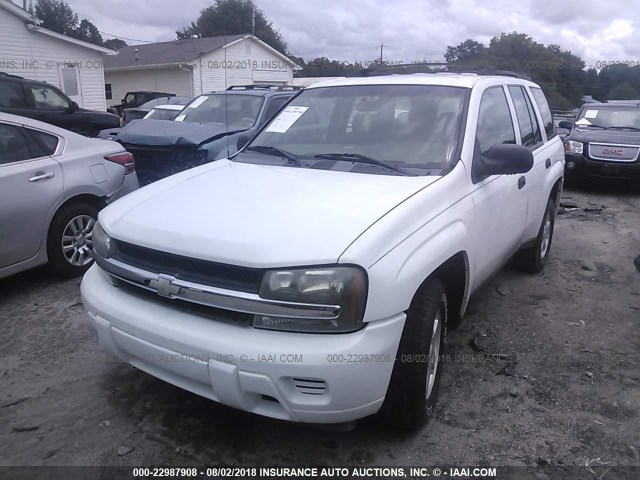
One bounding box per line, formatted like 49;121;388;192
105;152;135;174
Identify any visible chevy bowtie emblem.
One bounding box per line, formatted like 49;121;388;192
149;274;180;298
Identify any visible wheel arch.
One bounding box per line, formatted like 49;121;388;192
410;251;470;324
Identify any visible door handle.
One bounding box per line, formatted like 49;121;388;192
545;158;552;169
518;176;526;190
29;171;55;182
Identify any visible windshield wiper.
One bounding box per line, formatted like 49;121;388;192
607;126;640;132
580;123;608;129
314;153;410;176
246;145;303;166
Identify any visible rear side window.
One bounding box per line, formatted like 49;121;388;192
509;86;542;149
29;129;59;155
530;87;556;140
476;86;516;155
0;81;26;108
0;124;31;164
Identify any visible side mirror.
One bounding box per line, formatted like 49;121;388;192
475;144;533;177
68;101;79;112
558;120;573;130
236;132;253;151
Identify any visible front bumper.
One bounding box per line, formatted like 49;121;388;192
81;265;405;423
565;152;640;180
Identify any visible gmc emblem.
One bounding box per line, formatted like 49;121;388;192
602;148;624;156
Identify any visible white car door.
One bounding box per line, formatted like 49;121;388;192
506;85;548;239
0;123;63;268
469;85;529;286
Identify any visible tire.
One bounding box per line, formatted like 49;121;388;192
378;277;448;430
47;202;99;278
515;197;556;273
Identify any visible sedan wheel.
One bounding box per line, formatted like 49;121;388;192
47;202;99;277
61;215;95;267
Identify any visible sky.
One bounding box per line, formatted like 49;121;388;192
21;0;640;68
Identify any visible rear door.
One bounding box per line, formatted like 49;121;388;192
507;84;546;238
0;122;63;268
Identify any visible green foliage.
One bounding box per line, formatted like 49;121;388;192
103;38;128;50
35;0;103;46
177;0;288;55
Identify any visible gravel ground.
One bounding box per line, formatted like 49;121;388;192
1;182;639;477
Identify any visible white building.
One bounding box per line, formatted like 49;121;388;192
0;0;116;110
103;34;301;105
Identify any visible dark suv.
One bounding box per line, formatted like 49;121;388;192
560;102;640;183
117;85;300;186
108;91;176;117
0;72;120;136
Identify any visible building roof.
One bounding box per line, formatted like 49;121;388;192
104;34;300;71
0;0;115;54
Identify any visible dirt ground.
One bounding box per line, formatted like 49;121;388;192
1;181;639;477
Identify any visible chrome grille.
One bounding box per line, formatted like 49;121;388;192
588;143;640;163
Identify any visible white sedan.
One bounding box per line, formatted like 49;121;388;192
0;112;139;279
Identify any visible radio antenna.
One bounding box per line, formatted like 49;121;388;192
224;36;230;159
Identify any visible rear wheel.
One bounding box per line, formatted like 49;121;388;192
516;197;556;273
47;202;99;277
378;277;448;430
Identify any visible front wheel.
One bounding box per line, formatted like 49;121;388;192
378;277;448;430
515;197;556;273
47;202;99;277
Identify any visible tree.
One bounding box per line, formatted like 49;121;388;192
444;39;485;64
35;0;78;36
103;38;128;50
35;0;104;46
177;0;288;55
74;18;103;45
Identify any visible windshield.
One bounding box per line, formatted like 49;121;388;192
176;94;264;128
577;106;640;128
243;85;468;175
144;107;183;121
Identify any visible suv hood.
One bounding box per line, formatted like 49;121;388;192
100;159;438;268
118;119;236;147
569;127;640;145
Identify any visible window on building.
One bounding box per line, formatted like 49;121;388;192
105;83;112;100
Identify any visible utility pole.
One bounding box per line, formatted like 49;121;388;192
378;43;385;65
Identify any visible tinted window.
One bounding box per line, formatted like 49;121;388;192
530;87;556;140
0;81;26;108
523;89;543;144
476;87;516;155
509;86;541;148
261;96;289;125
144;107;182;121
0;124;31;163
30;129;59;155
29;85;69;110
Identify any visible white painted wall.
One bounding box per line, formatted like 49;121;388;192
192;37;294;94
0;7;109;110
104;68;192;106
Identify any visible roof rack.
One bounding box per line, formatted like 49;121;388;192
226;84;302;91
350;62;532;80
0;72;24;79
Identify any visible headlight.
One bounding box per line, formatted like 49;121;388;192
564;140;583;154
254;267;367;333
92;221;114;259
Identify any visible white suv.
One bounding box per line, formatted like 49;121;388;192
81;72;564;429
